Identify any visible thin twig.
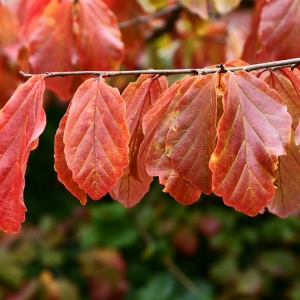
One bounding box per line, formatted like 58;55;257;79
118;3;182;28
19;57;300;79
162;256;201;295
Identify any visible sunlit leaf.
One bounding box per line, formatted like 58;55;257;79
111;75;168;207
145;76;202;204
210;71;291;216
0;75;46;233
54;104;87;205
165;74;217;194
63;78;130;200
76;0;124;71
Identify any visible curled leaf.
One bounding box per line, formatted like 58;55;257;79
0;75;46;233
210;71;291;216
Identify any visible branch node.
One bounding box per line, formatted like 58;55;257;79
291;63;299;71
216;63;227;72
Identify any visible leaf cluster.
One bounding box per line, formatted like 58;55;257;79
1;0;300;233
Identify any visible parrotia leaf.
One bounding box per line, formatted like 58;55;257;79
0;75;46;233
54;104;87;205
110;75;168;207
145;76;202;205
265;70;300;217
210;71;292;216
63;77;130;200
165;74;217;194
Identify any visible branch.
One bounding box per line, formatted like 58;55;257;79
118;3;182;29
20;57;300;79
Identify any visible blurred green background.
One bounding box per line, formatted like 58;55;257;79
0;101;300;300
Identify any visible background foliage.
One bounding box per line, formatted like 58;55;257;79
1;0;300;299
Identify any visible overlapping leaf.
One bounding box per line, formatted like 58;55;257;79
63;78;130;200
110;75;168;207
165;74;217;194
210;71;291;216
264;70;300;217
54;104;87;205
144;76;202;205
179;0;208;19
0;75;46;233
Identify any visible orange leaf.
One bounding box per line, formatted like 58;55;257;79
76;0;124;71
54;104;87;205
0;75;46;233
145;76;202;205
165;74;217;194
210;71;291;216
110;75;168;207
63;78;129;200
28;0;75;99
265;70;300;217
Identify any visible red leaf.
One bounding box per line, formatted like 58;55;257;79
144;76;202;205
54;104;87;205
28;0;75;100
76;0;124;71
63;78;129;200
259;0;300;60
265;70;300;217
0;75;46;233
210;71;291;216
110;75;168;207
165;74;217;194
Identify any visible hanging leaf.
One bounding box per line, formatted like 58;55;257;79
265;70;300;217
76;0;124;71
145;76;202;205
110;75;168;207
63;77;130;200
259;0;300;60
165;74;217;194
0;75;46;233
28;0;75;100
54;104;87;205
210;70;292;216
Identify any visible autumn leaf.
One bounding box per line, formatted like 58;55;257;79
265;70;300;217
63;77;130;200
54;104;87;205
259;0;300;60
75;0;124;71
165;74;217;194
210;71;292;216
0;75;46;233
28;0;75;100
110;75;168;207
145;76;202;205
